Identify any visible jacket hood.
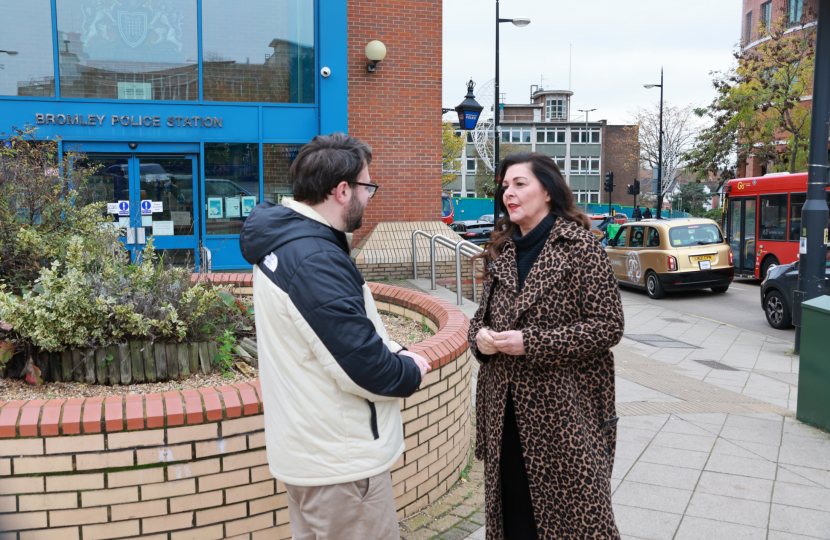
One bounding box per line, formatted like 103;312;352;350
240;199;351;265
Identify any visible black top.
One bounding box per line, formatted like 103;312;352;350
512;213;556;291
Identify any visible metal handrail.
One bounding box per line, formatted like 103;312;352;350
411;230;483;305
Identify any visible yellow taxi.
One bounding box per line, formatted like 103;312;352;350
605;218;735;299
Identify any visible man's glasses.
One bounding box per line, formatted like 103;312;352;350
350;181;379;198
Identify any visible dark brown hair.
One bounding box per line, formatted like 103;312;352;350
474;152;590;276
290;132;373;205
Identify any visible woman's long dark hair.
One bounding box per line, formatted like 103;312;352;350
474;152;590;277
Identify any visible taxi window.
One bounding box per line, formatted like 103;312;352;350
646;228;661;247
629;226;645;248
614;227;628;246
669;224;724;247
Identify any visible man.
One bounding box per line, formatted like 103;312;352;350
239;133;431;539
642;207;653;219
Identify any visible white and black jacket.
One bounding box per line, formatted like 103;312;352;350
240;198;422;487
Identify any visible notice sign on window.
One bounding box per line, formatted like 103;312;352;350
118;82;152;100
152;221;174;236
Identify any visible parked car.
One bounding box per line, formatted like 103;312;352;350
605;218;735;299
450;220;493;246
476;213;505;225
760;246;830;329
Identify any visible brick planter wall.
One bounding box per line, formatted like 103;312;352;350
0;282;471;538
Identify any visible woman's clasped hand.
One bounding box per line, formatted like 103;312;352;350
475;327;526;356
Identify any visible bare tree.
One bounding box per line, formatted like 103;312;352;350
625;103;701;197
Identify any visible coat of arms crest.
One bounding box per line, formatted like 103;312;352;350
117;10;149;48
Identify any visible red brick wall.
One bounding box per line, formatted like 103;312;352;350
347;0;443;245
741;0;817;46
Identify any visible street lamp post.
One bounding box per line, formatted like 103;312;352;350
644;68;664;219
577;108;596;212
494;1;530;225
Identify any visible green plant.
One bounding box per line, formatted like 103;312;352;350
100;354;114;368
420;316;432;334
215;329;237;379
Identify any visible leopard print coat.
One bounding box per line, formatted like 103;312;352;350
469;218;624;540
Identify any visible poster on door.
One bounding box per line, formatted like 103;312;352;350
226;197;241;218
207;198;223;219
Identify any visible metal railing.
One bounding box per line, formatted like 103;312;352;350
411;230;483;305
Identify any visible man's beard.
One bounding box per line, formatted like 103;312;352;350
342;194;365;232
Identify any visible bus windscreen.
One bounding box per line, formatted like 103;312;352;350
669;224;724;247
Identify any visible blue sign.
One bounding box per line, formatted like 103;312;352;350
118;201;130;216
460;111;481;130
141;200;153;215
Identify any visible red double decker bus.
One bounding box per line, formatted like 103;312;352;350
723;172;830;279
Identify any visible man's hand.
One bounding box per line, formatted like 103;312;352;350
476;327;498;355
492;330;526;356
400;351;432;380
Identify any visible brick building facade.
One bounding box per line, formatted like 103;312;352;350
347;0;444;246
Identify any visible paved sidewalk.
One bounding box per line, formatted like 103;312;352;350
395;283;830;540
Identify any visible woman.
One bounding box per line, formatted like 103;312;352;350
469;153;624;540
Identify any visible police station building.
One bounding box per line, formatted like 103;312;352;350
0;0;442;270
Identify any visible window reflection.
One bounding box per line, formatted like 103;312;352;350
56;0;199;100
0;0;56;96
202;0;314;103
264;143;302;203
204;143;260;236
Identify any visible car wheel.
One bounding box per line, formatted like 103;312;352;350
711;286;730;293
764;290;792;329
646;272;666;299
760;256;779;281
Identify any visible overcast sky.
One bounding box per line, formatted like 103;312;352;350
442;0;743;125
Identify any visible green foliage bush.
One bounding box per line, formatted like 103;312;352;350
0;128;250;353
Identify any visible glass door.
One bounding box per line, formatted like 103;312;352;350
136;156;199;266
727;197;757;275
83;154;199;265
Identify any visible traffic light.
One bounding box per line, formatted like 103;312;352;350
604;172;614;192
626;184;633;195
634;180;641;195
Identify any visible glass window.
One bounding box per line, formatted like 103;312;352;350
788;0;803;25
745;11;753;44
0;0;56;97
589;191;599;204
759;194;788;241
789;192;830;242
56;0;199;100
570;128;601;144
466;159;476;174
202;0;314;103
263;144;302;203
629;226;645;248
669;224;724;247
646;228;661;247
554;157;565;170
204;143;260;235
615;227;628;247
545;99;567;120
761;1;772;30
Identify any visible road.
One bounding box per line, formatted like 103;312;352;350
618;278;796;342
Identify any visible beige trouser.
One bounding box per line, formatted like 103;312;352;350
285;470;399;540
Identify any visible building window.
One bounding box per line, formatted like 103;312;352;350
0;0;55;97
545;99;567;120
204;143;260;235
536;128;566;143
203;0;314;103
501;127;531;143
573;190;599;204
745;11;753;45
569;158;600;174
788;0;804;25
466;159;476;174
56;0;199;100
760;1;772;31
554;157;566;170
570;128;601;144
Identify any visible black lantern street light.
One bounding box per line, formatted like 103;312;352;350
494;2;530;224
454;79;484;130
